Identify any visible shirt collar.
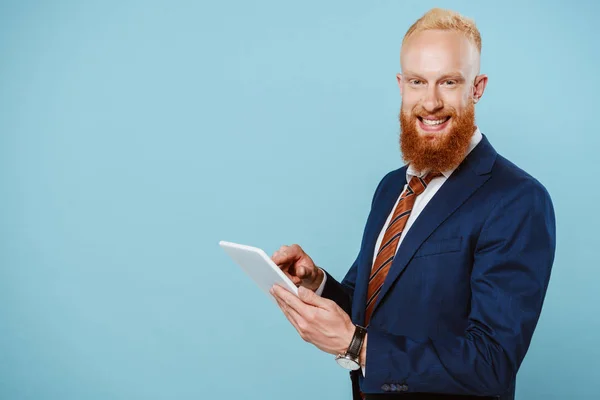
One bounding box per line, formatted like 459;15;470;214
406;127;483;180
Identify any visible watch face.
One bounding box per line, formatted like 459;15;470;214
336;356;360;371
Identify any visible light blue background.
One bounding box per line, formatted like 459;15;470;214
1;0;598;399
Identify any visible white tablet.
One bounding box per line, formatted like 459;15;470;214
219;241;299;302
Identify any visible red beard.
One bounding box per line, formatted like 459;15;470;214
399;100;476;173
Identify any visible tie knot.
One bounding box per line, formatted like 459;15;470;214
424;171;443;182
407;171;442;196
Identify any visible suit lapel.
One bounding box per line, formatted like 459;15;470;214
369;134;497;319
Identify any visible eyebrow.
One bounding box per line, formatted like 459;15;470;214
438;73;466;81
403;71;466;82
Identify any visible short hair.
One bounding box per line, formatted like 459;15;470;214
402;8;481;54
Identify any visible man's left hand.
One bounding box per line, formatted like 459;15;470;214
270;284;356;356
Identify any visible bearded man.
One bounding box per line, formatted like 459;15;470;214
270;8;556;400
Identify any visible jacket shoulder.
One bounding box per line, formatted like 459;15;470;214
490;154;554;206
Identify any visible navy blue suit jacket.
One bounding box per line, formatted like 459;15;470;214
321;134;556;399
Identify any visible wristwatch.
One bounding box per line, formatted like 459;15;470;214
335;325;367;370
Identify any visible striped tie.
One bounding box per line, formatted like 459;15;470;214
364;171;442;326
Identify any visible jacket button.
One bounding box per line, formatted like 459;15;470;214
381;384;390;392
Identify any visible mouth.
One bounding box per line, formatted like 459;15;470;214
417;116;451;133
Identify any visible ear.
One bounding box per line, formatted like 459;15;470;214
396;73;404;96
472;74;488;104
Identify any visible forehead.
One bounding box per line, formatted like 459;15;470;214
401;29;478;78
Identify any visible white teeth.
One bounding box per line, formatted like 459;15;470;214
422;118;448;126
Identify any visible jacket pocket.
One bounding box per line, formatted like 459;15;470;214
413;236;463;258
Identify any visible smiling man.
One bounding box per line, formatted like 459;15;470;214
270;8;556;400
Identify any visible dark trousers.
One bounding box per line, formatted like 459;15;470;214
365;395;498;400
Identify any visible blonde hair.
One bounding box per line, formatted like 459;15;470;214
402;8;481;53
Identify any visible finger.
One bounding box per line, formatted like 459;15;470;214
273;291;304;329
279;265;301;285
289;275;302;286
290;260;316;280
288;263;306;280
272;284;310;315
271;245;299;266
298;286;331;309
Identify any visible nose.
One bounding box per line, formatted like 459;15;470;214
421;85;443;113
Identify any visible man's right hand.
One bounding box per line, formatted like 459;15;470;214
271;244;324;292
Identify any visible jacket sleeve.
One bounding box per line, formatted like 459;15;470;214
320;259;358;316
361;179;556;396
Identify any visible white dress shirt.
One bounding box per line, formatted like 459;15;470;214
314;127;483;377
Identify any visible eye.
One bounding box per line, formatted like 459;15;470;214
442;80;457;86
409;79;423;86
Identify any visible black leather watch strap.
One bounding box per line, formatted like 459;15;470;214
346;325;367;358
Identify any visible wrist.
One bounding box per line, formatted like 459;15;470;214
359;334;367;368
339;319;356;355
335;325;367;371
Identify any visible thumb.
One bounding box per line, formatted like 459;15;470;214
298;286;327;308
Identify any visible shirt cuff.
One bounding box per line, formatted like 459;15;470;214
314;268;327;296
